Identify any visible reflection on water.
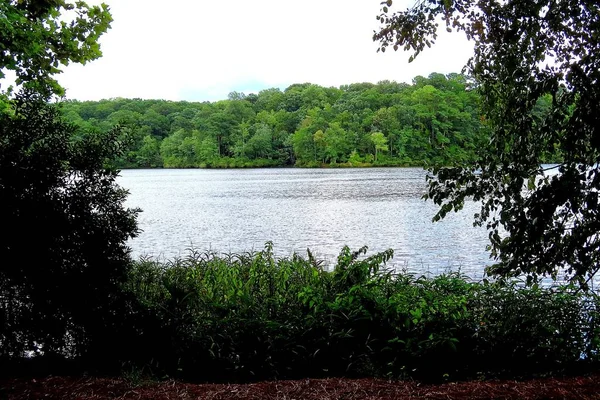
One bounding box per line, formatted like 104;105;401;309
118;168;492;278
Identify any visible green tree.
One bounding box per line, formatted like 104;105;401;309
203;106;237;157
0;1;140;365
373;107;401;157
136;135;163;167
375;0;600;288
141;109;171;138
246;123;273;159
0;1;112;97
232;121;251;158
292;124;317;164
323;122;351;164
254;88;284;112
370;131;388;162
0;92;138;360
197;135;219;164
160;128;192;167
314;129;327;163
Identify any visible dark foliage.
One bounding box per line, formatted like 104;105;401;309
374;0;600;288
0;92;139;368
113;244;599;382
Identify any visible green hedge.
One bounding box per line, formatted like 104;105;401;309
113;243;600;382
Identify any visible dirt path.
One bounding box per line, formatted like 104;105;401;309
2;374;599;399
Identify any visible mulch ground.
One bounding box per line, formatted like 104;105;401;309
2;374;600;399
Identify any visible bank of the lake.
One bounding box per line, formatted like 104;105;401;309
2;237;598;385
101;244;600;383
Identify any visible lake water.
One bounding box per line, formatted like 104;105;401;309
118;168;492;277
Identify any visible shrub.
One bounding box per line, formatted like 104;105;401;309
119;243;600;382
0;92;139;368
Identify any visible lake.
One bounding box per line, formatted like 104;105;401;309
118;168;492;277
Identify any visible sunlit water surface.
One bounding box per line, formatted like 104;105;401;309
118;168;492;277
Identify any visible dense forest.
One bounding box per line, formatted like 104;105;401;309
61;73;492;168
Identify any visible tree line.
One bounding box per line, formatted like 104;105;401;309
61;73;496;169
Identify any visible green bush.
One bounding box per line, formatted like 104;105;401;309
118;243;600;382
0;92;139;368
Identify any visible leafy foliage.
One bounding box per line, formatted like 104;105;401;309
0;0;144;373
0;92;139;363
374;0;600;288
0;0;112;97
116;244;599;382
0;0;138;370
59;74;490;169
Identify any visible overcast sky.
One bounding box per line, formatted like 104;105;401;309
55;0;473;102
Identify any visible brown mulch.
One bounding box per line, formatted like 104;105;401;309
1;374;600;400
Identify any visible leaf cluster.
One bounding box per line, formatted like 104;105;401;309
0;92;139;364
105;244;600;382
0;0;141;377
0;0;112;97
375;0;600;287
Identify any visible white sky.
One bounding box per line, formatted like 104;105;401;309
55;0;473;102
